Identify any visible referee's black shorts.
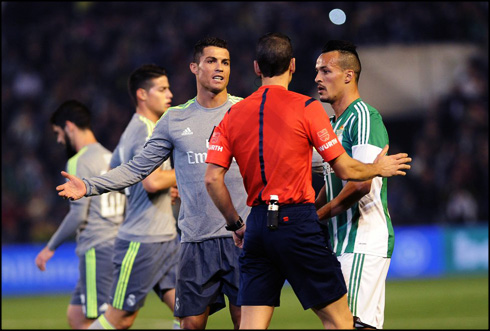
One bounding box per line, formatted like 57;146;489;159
238;203;347;310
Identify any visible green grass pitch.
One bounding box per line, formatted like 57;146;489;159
2;276;488;329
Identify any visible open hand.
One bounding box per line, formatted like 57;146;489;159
56;171;87;200
374;145;412;177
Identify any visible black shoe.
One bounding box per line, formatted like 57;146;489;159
354;316;376;329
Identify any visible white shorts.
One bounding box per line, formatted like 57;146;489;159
338;253;391;329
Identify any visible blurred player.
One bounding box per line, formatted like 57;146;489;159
314;40;394;329
87;64;180;329
204;32;410;329
56;37;249;329
35;100;125;329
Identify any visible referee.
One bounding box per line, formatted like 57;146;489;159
204;32;411;329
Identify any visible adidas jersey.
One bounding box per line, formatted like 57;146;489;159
323;98;394;257
83;95;251;243
110;113;177;243
48;143;125;256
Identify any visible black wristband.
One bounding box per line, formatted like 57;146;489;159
225;216;244;232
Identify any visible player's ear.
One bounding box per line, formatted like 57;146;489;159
289;58;296;74
64;120;76;131
190;62;198;75
136;88;147;102
345;69;354;84
254;60;262;77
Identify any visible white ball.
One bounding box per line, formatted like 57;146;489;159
329;8;346;25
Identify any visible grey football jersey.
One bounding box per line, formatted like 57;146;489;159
110;113;177;243
48;143;125;256
83;95;250;242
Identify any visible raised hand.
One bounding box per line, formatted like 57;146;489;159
56;171;87;200
374;145;412;177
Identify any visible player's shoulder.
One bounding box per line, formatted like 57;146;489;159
225;94;246;115
351;99;381;116
92;142;111;155
167;97;197;111
349;99;386;128
117;114;148;143
67;144;108;176
121;113;146;132
227;94;244;105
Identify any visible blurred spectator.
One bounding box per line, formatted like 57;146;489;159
1;2;488;242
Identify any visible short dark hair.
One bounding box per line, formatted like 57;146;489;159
193;37;228;63
256;32;293;78
128;64;168;107
321;40;362;83
50;100;92;130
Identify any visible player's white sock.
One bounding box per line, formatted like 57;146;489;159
88;314;116;329
172;318;181;329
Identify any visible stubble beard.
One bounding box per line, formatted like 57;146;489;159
64;134;77;159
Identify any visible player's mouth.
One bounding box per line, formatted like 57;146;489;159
213;75;224;81
317;85;326;92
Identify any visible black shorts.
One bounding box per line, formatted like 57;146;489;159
238;203;347;310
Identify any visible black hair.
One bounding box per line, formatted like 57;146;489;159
193;37;228;63
128;64;168;107
50;100;92;130
321;40;361;83
256;32;293;78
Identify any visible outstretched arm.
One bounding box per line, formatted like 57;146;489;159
56;171;87;201
329;145;411;181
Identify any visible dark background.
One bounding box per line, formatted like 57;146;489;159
2;2;488;243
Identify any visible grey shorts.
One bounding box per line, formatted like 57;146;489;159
174;237;240;318
110;236;180;312
70;243;114;318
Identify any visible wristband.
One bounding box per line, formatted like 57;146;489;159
225;216;244;232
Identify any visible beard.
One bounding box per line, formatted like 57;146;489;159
64;134;77;159
319;95;334;104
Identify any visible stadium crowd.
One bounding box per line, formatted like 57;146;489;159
2;2;488;243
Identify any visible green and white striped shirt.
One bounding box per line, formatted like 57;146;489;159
323;98;394;257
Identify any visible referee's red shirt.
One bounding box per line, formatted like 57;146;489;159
206;85;345;206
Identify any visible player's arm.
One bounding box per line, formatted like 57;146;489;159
142;168;176;193
57;119;173;200
317;180;371;221
35;198;90;271
204;163;239;224
306;100;410;181
315;184;327;210
204;163;245;248
328;145;410;181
